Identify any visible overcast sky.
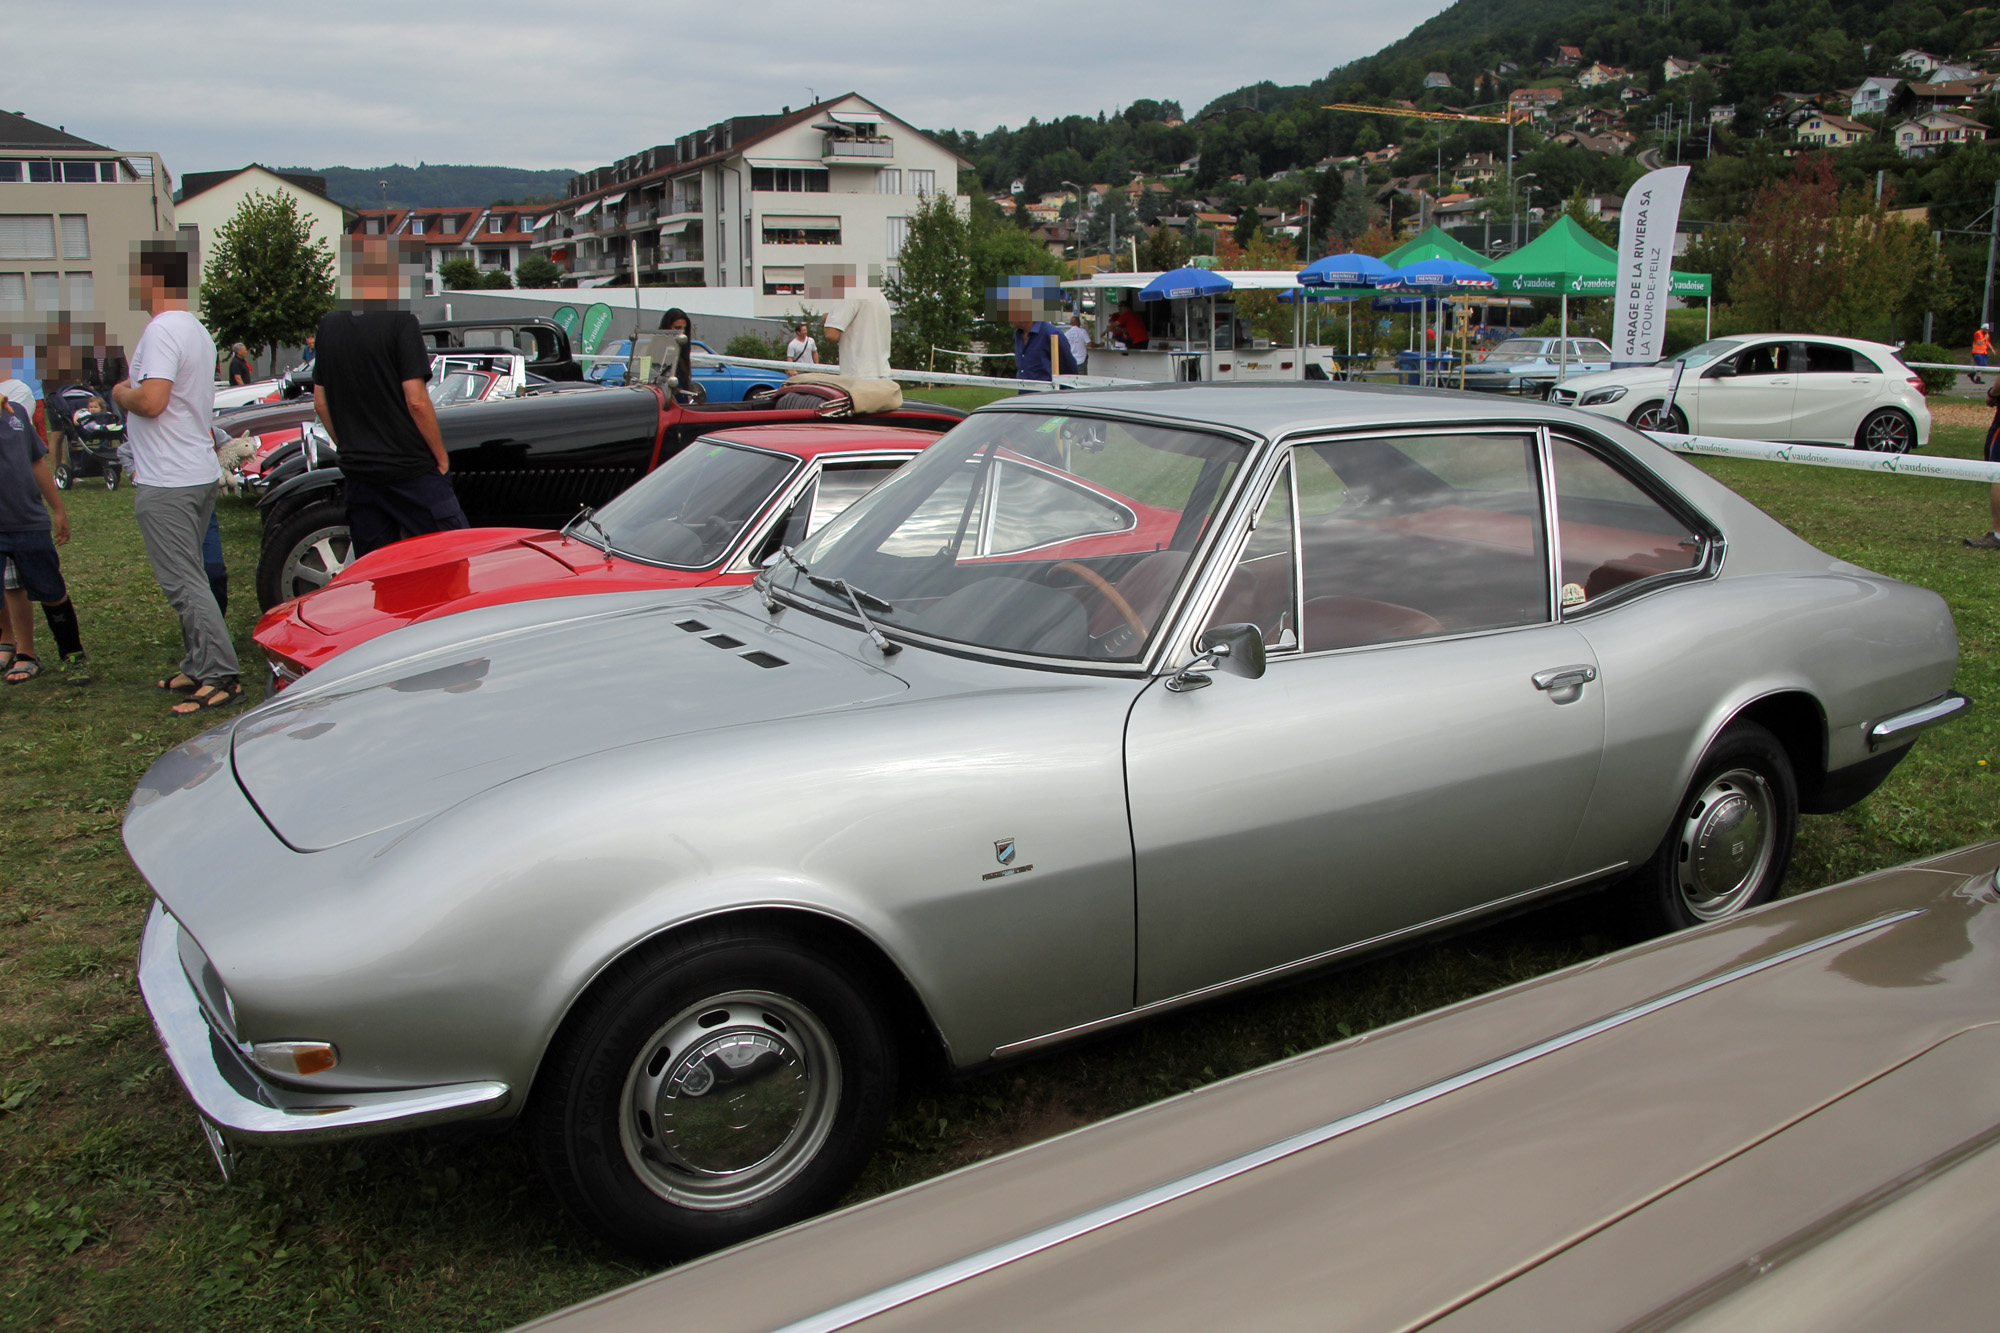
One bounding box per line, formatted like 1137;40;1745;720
9;0;1453;180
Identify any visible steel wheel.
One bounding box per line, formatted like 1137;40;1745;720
1855;408;1914;453
284;526;352;594
618;990;841;1211
1628;401;1688;433
1671;767;1776;922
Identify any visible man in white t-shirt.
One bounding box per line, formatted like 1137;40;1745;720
810;264;893;380
785;323;817;365
1064;314;1090;374
112;244;240;713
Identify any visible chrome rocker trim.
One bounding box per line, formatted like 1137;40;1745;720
138;902;509;1142
1867;690;1971;752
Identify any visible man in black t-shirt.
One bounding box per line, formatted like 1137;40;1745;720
314;237;466;557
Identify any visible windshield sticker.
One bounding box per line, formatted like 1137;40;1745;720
1561;582;1587;607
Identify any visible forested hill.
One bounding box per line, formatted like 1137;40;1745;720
937;0;1999;198
281;163;578;211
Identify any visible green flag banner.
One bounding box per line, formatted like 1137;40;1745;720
579;303;614;355
552;305;581;341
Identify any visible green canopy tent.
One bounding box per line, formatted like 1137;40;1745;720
1383;226;1490;267
1484;216;1716;377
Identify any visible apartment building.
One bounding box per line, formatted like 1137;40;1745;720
175;165;354;292
352;206;542;293
0;110;175;374
529;93;969;318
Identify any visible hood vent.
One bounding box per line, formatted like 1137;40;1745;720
676;614;786;668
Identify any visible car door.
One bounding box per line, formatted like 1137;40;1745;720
1124;430;1607;1005
1792;341;1874;443
1694;341;1798;438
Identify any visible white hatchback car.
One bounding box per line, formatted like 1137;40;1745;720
1548;334;1931;452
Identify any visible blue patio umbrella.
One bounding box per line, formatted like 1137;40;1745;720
1137;267;1235;301
1381;260;1495;385
1297;252;1396;288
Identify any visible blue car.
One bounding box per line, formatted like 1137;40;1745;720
587;339;787;402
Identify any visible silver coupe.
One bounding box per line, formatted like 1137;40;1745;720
127;384;1968;1259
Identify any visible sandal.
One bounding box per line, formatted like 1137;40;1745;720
4;653;40;685
157;671;200;694
0;643;14;672
171;680;245;716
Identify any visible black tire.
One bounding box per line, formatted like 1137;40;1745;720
1627;401;1688;433
256;498;352;610
104;466;120;492
1632;722;1798;934
53;460;73;490
1855;407;1915;453
530;922;896;1261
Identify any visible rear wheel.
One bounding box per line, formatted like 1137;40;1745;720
256;498;351;610
531;923;896;1261
1855;408;1915;453
1627;401;1688;433
52;460;73;490
104;466;120;492
1632;722;1798;933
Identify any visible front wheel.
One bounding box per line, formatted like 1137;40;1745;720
256;498;352;610
104;465;120;492
531;923;896;1261
1627;401;1688;433
1855;408;1915;453
1632;721;1798;934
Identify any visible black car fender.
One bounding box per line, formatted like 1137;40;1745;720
259;467;346;535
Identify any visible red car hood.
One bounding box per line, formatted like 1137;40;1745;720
295;538;586;636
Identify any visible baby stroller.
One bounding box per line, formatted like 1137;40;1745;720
46;384;125;490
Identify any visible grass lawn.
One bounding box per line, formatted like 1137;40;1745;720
1;409;1994;1329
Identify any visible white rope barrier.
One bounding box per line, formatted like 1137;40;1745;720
1646;430;2000;483
685;350;1145;393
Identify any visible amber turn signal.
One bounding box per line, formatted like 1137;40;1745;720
250;1041;339;1077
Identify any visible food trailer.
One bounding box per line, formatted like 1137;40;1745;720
1060;271;1340;383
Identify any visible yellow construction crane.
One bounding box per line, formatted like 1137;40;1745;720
1324;102;1520;126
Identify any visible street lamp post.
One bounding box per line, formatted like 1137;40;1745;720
1513;172;1538;252
1060;180;1086;276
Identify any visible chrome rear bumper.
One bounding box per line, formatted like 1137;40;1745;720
1867;691;1972;752
137;902;509;1142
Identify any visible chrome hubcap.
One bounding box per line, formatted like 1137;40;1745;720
283;526;352;595
619;990;839;1210
1675;767;1775;920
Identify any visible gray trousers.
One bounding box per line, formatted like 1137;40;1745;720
133;483;239;682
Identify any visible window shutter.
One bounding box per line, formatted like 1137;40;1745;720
0;273;24;310
61;214;89;259
887;217;909;256
66;272;94;312
0;215;57;260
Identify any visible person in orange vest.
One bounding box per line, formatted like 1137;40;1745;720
1973;323;1991;384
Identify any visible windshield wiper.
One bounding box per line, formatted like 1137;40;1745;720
758;547;899;654
567;505;612;552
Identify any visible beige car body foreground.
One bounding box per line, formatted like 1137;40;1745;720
517;840;2000;1333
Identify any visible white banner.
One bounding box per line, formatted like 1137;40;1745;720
1611;165;1691;366
1647;430;2000;484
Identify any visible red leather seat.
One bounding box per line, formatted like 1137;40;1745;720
1302;596;1444;651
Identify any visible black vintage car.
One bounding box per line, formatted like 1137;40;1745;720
252;382;964;608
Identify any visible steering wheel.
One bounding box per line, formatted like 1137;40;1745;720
1047;560;1147;640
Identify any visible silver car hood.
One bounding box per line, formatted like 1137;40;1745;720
231;598;907;850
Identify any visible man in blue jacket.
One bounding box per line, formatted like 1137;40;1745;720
992;278;1077;388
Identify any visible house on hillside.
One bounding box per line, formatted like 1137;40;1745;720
1553;45;1582;68
1894;110;1990;156
1663;56;1702;81
1797;113;1871;147
1552;129;1633;155
1509;87;1564;118
1932;62;1982;83
1709;103;1737;125
177;165;356;295
1453;151;1498;185
1586;194;1624;225
1577;62;1628;89
1898;49;1946;76
1849;76;1903;116
1423;71;1454;90
1910;76;2000;112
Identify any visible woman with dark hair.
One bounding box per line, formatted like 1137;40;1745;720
658;307;696;399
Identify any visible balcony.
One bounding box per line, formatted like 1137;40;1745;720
822;135;893;160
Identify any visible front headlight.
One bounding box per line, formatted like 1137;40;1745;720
1579;387;1628;407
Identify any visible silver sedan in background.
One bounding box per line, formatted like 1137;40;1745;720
128;384;1967;1261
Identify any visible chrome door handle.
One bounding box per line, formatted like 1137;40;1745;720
1533;664;1598;692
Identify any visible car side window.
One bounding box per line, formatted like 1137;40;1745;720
1551;439;1704;608
1803;343;1857;373
1205;458;1299;650
1734;343;1786;376
1280;433;1548;652
807;462;902;537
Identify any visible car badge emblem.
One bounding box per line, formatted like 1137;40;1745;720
983;838;1033;882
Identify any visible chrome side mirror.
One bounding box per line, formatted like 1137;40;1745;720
1165;623;1267;693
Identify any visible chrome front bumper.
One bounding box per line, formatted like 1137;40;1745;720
1867;691;1972;752
137;902;509;1142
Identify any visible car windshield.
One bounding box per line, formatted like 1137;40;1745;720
430;370;494;406
1665;338;1743;368
582;437;799;568
774;411;1249;662
1481;340;1549;363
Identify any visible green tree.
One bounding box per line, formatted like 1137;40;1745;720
439;257;484;290
514;253;564;288
1307;168;1344;258
968;217;1064;375
884;190;977;370
1552;186;1615;244
196;190;336;364
1138;224;1189;272
480;268;514;290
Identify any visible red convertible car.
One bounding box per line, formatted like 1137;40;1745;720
255;422;936;687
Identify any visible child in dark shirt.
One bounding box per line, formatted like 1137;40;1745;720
0;396;88;684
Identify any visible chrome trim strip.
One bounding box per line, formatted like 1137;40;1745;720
1867;691;1971;751
138;903;510;1141
992;862;1630;1060
781;909;1922;1333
